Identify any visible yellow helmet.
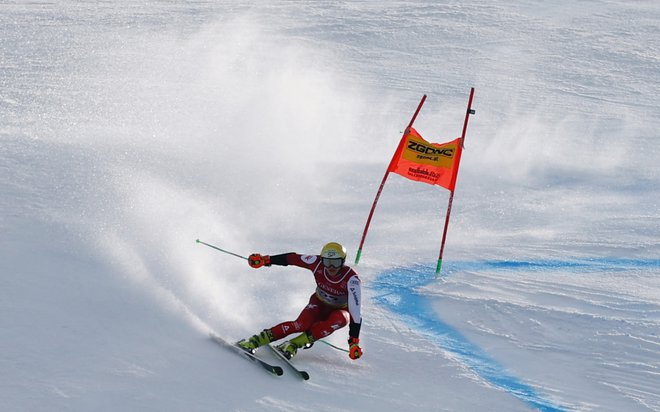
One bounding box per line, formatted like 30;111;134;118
320;242;347;268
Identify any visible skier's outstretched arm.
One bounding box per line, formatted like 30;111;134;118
248;253;313;269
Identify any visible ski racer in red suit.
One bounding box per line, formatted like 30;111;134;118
238;242;363;360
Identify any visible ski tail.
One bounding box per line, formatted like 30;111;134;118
269;344;310;380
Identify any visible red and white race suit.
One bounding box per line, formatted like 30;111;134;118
267;253;362;342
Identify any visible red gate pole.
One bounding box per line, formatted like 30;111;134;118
436;87;475;276
355;94;427;265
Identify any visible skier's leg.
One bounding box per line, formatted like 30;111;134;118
308;309;350;340
269;294;322;341
276;308;350;359
238;294;322;352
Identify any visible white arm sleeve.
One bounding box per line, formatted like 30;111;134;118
347;276;362;323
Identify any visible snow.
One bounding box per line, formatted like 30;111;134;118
1;1;659;411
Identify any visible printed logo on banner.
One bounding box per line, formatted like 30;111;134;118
402;134;457;169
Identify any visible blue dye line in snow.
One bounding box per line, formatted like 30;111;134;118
440;258;660;275
371;258;659;412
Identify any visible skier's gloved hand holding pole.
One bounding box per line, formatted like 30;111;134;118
348;337;362;360
248;253;271;268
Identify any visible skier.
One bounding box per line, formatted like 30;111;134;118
237;242;363;360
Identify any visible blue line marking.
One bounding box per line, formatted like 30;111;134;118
371;259;659;411
439;258;660;275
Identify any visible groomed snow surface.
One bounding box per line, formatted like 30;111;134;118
2;1;659;411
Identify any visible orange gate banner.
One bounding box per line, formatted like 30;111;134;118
388;127;462;191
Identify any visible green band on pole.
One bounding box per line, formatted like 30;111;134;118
435;259;443;276
354;249;362;265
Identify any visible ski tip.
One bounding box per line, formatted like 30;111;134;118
273;367;284;376
196;239;200;243
300;371;310;380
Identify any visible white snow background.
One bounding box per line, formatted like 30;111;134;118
1;1;659;411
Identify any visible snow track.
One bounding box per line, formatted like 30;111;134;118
2;1;659;411
373;260;660;411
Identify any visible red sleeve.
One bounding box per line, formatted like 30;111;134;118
269;253;321;270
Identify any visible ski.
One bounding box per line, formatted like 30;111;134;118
209;333;284;377
268;344;310;380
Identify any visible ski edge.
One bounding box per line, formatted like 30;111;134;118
209;333;284;376
268;344;310;380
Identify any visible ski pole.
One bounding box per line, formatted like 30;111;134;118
196;239;248;260
318;339;349;353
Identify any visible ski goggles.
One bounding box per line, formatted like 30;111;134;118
322;257;345;268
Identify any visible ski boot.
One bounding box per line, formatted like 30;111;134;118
237;329;273;353
276;332;314;360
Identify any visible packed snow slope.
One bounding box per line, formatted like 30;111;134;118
1;1;659;411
